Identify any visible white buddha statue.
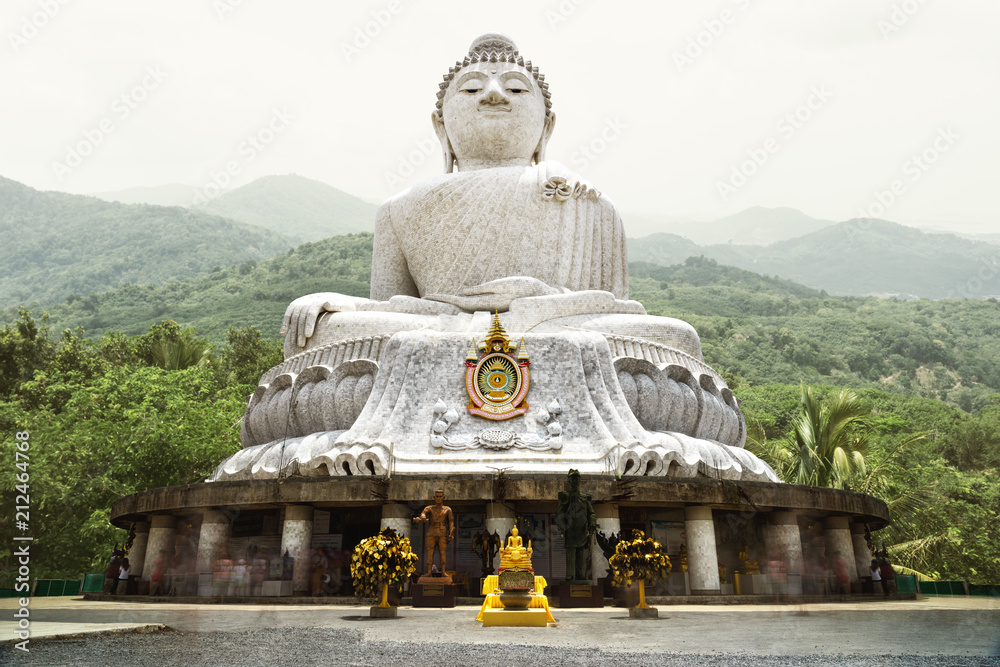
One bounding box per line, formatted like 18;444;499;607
279;33;699;362
211;34;778;485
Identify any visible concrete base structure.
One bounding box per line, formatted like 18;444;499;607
593;502;620;582
825;516;859;584
110;475;889;600
851;522;874;580
485;502;516;573
767;511;804;579
142;515;176;582
685;506;721;595
127;521;150;579
380;503;412;540
281;505;314;594
196;510;232;574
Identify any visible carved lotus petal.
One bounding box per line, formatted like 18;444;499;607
478;428;516;449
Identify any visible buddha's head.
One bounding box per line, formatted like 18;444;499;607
433;33;556;173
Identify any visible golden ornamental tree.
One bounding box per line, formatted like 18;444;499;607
350;527;419;607
609;529;672;609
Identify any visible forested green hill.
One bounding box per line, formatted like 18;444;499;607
17;237;1000;411
0;177;293;310
629;219;1000;299
631;259;1000;411
1;238;998;585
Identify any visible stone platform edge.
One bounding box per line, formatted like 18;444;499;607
110;473;890;528
80;593;917;605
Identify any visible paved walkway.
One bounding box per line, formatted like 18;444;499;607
3;595;998;657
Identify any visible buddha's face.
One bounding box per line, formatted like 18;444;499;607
435;62;553;169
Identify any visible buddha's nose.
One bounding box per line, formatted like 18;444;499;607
481;79;509;106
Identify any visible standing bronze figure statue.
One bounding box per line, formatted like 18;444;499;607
472;530;503;578
413;489;456;576
555;469;597;582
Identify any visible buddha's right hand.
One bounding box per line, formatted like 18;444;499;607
280;293;369;348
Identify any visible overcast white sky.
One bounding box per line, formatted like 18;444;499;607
1;0;997;232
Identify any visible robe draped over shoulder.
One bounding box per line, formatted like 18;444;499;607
370;162;629;304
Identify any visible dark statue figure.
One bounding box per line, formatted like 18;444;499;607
595;530;623;580
555;469;597;582
471;529;503;578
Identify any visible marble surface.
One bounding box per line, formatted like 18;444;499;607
210;330;778;482
213;33;781;485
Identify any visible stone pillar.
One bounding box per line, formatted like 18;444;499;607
196;510;232;573
592;503;620;582
380;503;411;540
768;512;804;576
127;521;150;579
485;503;516;573
824;516;859;583
685;506;721;594
280;505;314;593
851;522;872;580
142;515;176;582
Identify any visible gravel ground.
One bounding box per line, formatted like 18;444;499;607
4;627;1000;667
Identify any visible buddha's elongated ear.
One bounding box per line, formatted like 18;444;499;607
432;112;456;173
532;112;556;165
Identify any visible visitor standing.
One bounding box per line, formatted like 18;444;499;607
103;556;120;594
115;558;130;595
870;558;883;596
879;558;895;596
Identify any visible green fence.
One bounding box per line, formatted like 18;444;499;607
970;584;1000;597
896;574;917;594
32;579;81;596
919;580;966;596
82;573;105;593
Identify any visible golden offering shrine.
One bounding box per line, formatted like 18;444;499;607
477;526;554;627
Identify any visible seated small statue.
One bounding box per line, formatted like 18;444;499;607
498;526;533;571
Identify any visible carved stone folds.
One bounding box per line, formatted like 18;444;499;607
211;328;779;484
614;357;745;448
241;349;379;449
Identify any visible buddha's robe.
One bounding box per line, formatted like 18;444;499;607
371;162;628;307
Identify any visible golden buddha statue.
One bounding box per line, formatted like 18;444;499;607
739;545;760;575
498;526;533;572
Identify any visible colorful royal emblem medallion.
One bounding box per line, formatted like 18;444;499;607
465;314;530;421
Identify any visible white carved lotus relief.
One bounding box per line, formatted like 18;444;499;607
430;398;563;452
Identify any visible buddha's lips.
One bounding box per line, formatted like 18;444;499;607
479;106;511;113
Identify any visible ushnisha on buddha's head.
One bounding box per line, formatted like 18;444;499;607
432;33;556;173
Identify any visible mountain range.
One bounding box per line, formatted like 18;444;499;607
0;177;291;309
628;219;1000;300
6;173;1000;308
95;174;378;244
623;206;833;246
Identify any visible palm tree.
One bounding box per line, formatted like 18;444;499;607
146;335;213;371
749;385;870;488
747;387;946;577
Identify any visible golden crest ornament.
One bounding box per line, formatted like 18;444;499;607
465;314;530;420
